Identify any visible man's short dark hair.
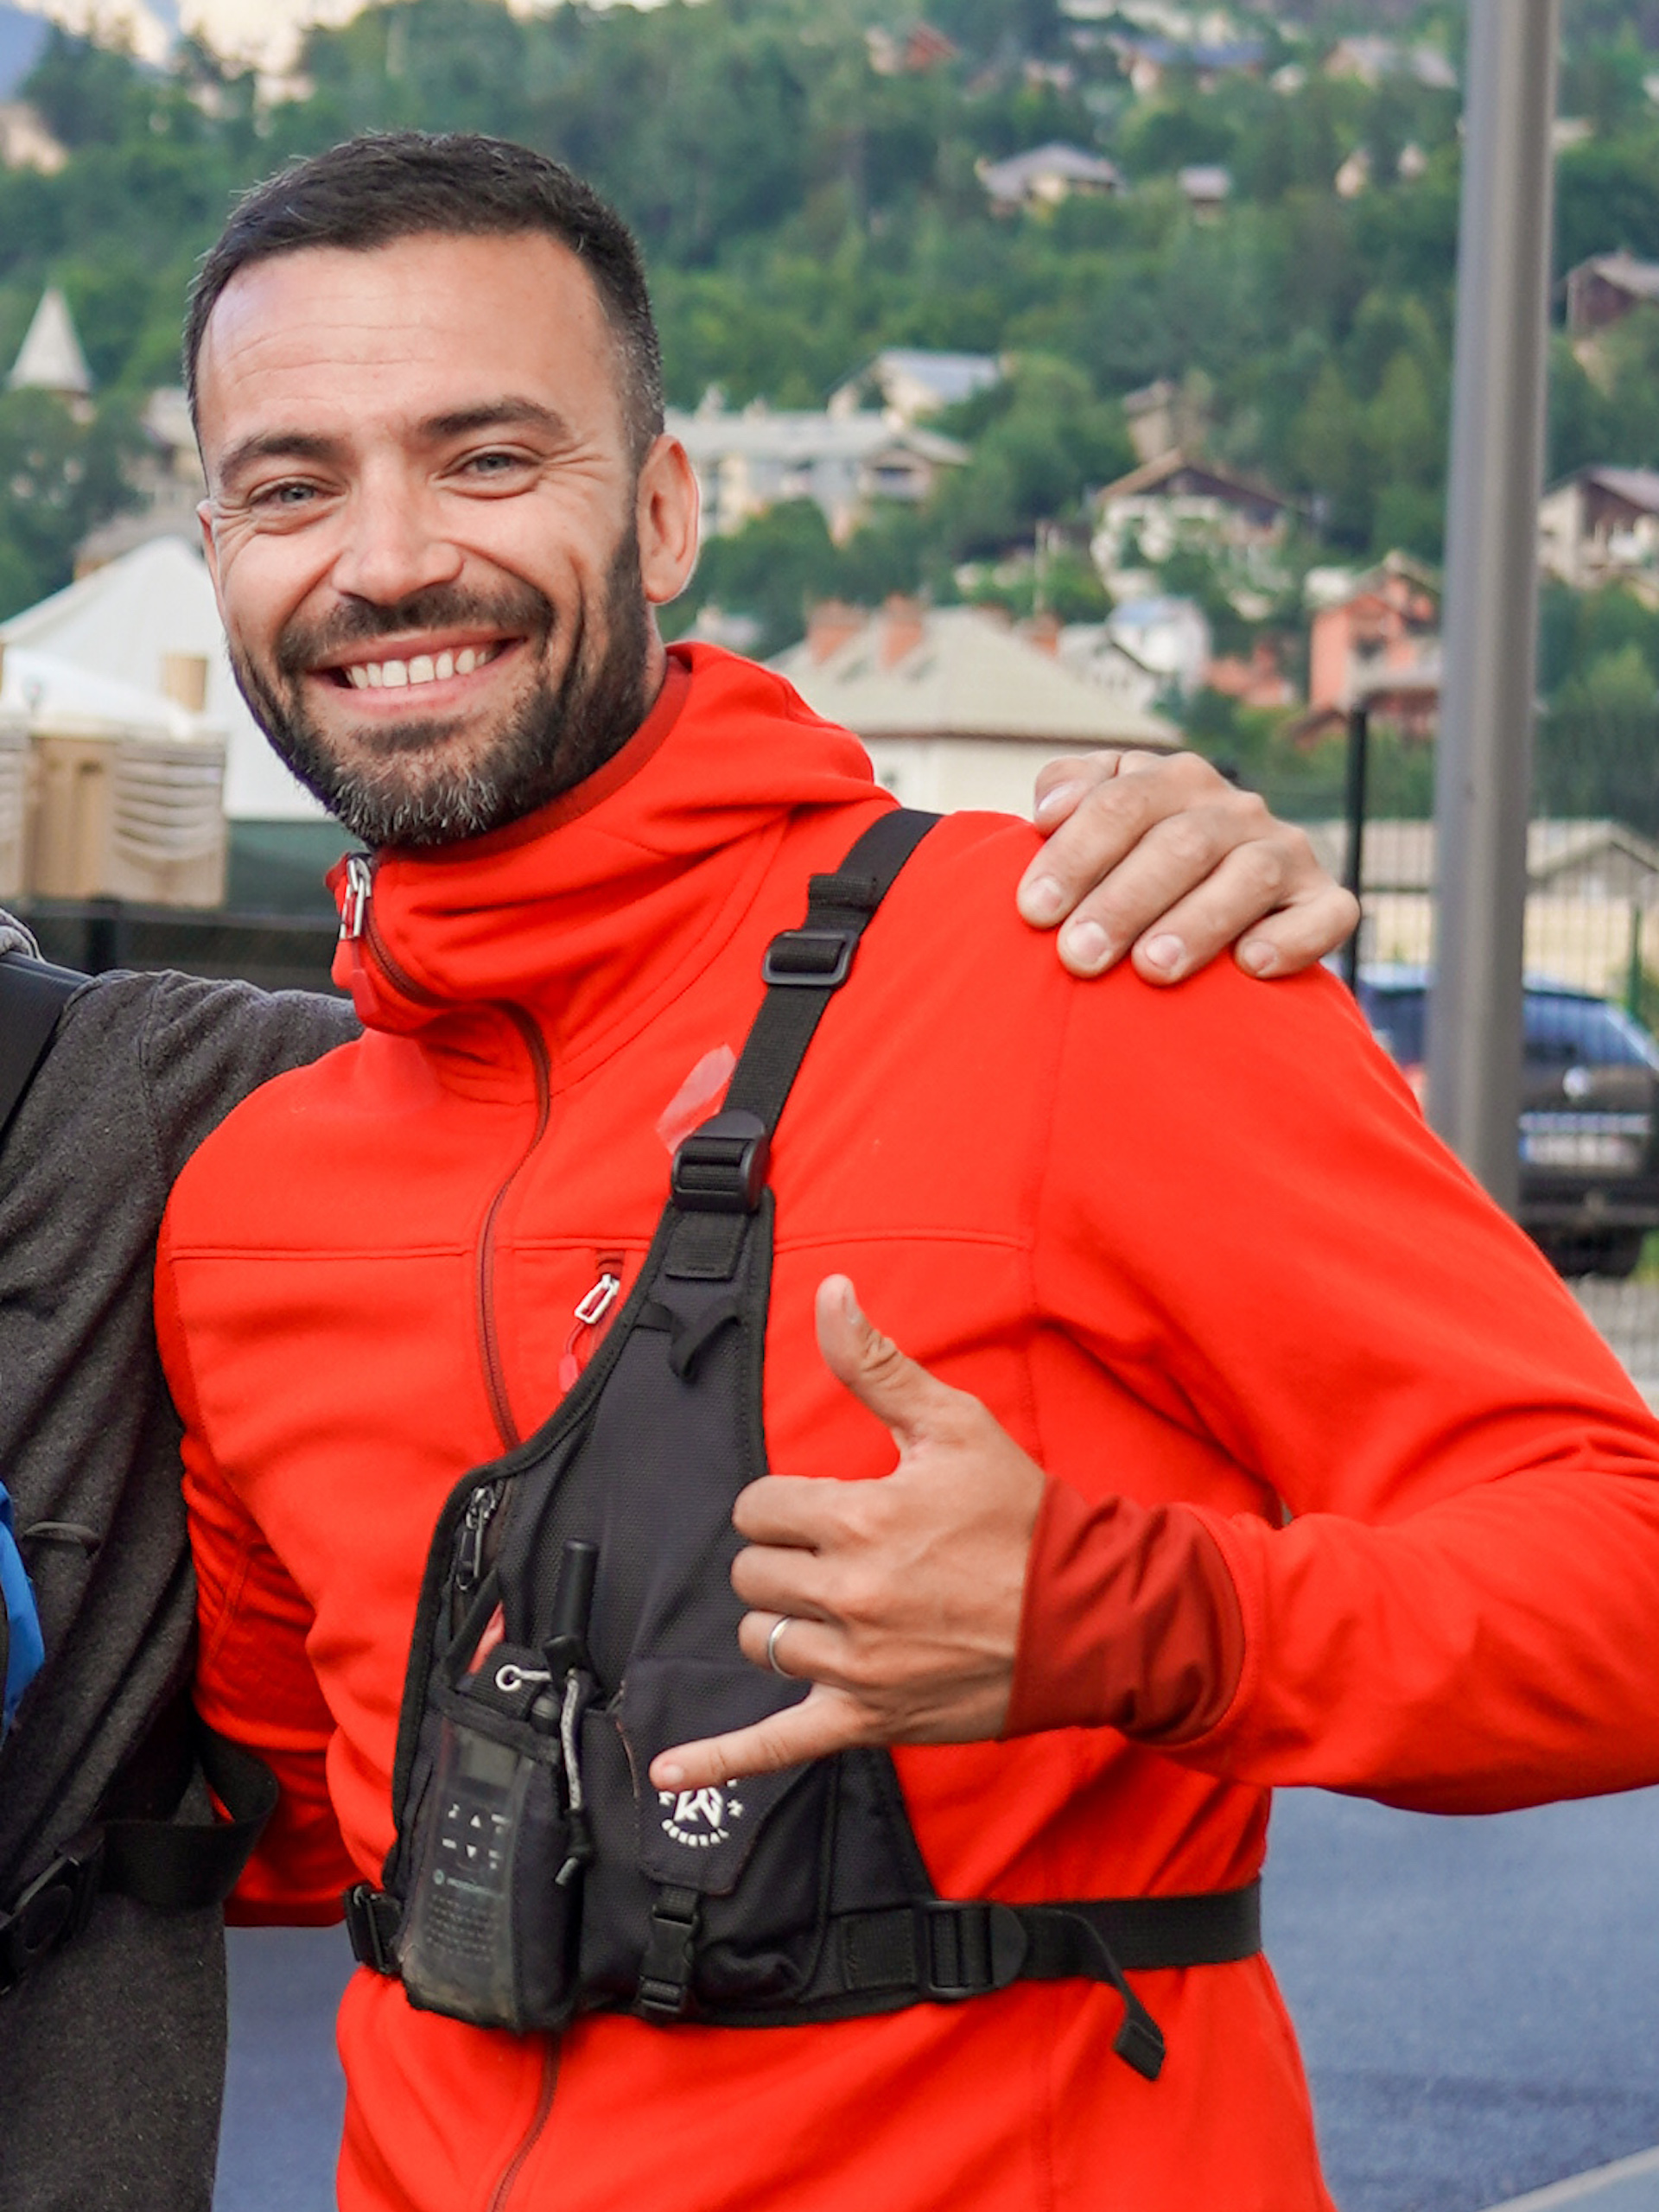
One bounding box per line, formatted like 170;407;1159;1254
185;131;664;461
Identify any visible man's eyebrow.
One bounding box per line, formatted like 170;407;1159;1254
217;429;344;486
422;398;570;442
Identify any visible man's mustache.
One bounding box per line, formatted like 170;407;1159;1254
275;584;556;678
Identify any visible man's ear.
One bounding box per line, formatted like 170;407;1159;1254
637;435;700;607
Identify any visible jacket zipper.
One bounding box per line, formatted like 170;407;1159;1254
342;853;552;1453
486;2041;559;2212
557;1256;625;1393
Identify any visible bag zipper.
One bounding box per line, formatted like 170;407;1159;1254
340;853;552;1452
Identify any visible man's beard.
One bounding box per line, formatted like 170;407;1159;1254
227;528;652;849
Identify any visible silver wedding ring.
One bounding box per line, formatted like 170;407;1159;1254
766;1616;795;1678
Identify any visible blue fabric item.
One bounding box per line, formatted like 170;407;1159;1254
0;1484;44;1733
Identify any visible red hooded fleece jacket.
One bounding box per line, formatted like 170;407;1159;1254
156;645;1659;2212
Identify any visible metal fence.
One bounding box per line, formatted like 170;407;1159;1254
1323;815;1659;1392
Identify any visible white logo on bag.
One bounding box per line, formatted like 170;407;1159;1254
658;1784;744;1848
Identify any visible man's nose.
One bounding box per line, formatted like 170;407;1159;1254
329;471;464;604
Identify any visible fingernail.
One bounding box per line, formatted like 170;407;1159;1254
1020;874;1066;924
1034;781;1081;823
655;1762;684;1787
1061;919;1111;972
1238;938;1277;976
1141;932;1185;976
840;1281;863;1325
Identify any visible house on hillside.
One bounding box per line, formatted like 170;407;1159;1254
771;599;1176;816
1104;33;1265;98
1540;466;1659;596
1324;37;1456;92
828;349;1001;424
8;288;91;404
865;20;957;75
1103;596;1211;697
1091;451;1296;597
667;401;966;543
1566;252;1659;336
977;143;1122;214
1177;165;1231;218
1305;555;1440;724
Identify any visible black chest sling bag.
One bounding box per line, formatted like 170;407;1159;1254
345;811;1260;2081
0;951;277;1999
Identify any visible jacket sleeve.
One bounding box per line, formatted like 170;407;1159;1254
156;1263;355;1923
1029;958;1659;1814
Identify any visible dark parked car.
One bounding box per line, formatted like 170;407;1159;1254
1356;966;1659;1278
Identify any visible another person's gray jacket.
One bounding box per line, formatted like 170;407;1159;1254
0;916;353;2212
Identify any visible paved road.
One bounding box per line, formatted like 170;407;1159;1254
213;1783;1659;2212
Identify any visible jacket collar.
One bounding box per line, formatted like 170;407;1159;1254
327;643;880;1067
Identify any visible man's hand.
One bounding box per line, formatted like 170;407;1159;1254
649;1276;1043;1791
1018;748;1358;984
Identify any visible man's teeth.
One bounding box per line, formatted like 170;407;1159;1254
343;644;498;690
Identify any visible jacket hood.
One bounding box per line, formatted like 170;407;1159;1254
328;643;882;1064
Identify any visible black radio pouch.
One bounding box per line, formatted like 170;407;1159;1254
349;810;1260;2079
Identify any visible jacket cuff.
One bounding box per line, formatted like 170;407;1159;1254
1004;1476;1246;1742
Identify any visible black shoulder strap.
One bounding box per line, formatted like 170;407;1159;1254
663;809;937;1279
0;952;86;1149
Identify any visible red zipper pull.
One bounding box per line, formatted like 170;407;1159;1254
558;1256;624;1393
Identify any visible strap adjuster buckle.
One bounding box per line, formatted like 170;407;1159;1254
761;927;856;988
343;1882;402;1976
918;1900;1027;2000
637;1887;702;2020
671;1111;770;1213
0;1829;105;1998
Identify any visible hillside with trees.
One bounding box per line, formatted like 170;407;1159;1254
3;0;1659;822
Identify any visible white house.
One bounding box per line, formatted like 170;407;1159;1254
668;401;966;543
977;143;1122;213
1539;467;1659;594
771;600;1176;817
828;349;1002;424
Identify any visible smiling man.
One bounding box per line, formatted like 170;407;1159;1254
149;133;1659;2212
0;165;1367;2212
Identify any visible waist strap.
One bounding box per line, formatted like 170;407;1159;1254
0;1717;277;2000
346;1877;1262;2081
837;1882;1262;1996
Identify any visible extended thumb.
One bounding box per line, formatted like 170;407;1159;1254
815;1274;942;1444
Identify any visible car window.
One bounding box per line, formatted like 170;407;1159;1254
1523;994;1659;1071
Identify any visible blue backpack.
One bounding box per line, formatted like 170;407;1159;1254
0;1486;43;1738
0;950;80;1740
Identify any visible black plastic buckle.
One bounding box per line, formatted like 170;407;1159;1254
918;1900;1027;2001
0;1829;105;1998
342;1882;401;1976
761;927;856;988
637;1887;701;2020
671;1111;770;1213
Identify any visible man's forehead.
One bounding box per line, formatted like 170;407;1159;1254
196;231;614;447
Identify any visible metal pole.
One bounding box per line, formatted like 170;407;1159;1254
1340;703;1370;995
1427;0;1560;1212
